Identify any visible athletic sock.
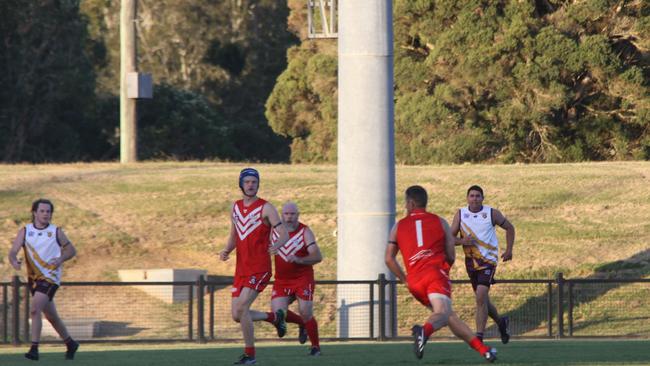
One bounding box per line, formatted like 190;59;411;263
304;317;320;348
469;336;490;354
264;312;276;323
244;346;255;357
423;322;435;338
285;310;305;325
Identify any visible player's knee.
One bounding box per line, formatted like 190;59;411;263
30;309;41;318
299;310;313;321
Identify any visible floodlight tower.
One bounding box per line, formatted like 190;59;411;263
309;0;396;338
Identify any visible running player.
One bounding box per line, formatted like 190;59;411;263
451;185;515;343
8;199;80;361
219;168;290;365
385;186;497;362
268;202;323;356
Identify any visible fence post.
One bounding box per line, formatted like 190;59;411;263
568;281;573;337
389;280;397;339
197;276;205;343
378;274;386;341
188;284;194;341
3;284;8;343
209;284;215;340
11;276;20;345
369;282;374;339
556;272;564;338
23;283;29;343
546;282;553;337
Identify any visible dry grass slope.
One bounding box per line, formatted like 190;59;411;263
1;162;649;282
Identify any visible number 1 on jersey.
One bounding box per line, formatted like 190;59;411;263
415;220;424;247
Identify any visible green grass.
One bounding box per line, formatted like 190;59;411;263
0;161;648;282
1;340;649;365
1;162;649;337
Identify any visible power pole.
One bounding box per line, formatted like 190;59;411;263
120;0;137;163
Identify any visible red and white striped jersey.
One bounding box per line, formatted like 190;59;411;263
232;198;272;276
272;223;314;281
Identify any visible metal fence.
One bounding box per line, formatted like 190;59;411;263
1;274;648;344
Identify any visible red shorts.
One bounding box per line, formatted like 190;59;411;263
271;277;315;301
407;267;452;306
231;272;272;297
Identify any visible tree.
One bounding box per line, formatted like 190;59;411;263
268;0;650;163
0;0;100;162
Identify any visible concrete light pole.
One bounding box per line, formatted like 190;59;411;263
337;0;395;337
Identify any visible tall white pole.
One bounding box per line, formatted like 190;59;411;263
337;0;395;337
120;0;137;163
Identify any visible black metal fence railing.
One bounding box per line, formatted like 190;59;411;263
1;274;648;344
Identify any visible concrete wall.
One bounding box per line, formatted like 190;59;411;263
118;268;206;304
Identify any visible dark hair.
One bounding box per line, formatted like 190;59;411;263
405;185;428;208
467;185;484;197
31;198;54;222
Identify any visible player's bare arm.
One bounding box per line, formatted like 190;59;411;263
384;223;407;284
439;218;456;266
451;210;472;246
219;204;237;261
8;227;26;271
493;209;515;262
265;203;289;254
51;228;77;268
288;227;322;265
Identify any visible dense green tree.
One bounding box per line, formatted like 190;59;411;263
81;0;297;162
0;0;100;162
268;0;650;163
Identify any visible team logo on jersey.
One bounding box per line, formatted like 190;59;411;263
47;232;53;237
481;213;488;219
28;231;35;237
273;228;306;262
303;289;311;297
463;213;470;218
233;204;264;240
249;276;257;285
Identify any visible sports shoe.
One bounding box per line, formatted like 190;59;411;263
65;340;80;360
298;325;308;344
25;348;39;361
411;325;427;359
274;309;286;338
484;347;497;363
309;347;321;356
498;316;510;344
233;354;256;364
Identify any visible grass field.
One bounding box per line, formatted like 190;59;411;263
1;162;649;337
1;340;649;365
1;161;649;282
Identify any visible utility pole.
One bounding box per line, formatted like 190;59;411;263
120;0;137;163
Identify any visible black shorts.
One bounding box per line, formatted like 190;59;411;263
467;267;496;292
29;279;59;301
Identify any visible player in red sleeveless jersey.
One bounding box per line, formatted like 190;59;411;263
267;202;323;356
219;168;290;365
385;186;497;362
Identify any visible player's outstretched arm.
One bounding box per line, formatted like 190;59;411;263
384;224;407;284
289;227;322;265
439;218;456;267
493;209;515;262
52;228;77;267
265;203;289;254
219;203;237;261
8;227;25;271
451;210;471;246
